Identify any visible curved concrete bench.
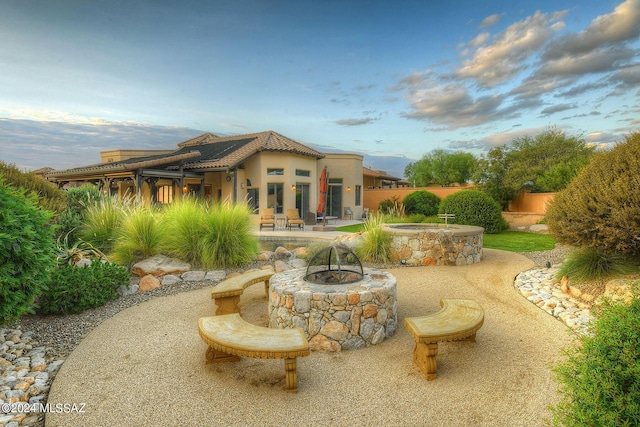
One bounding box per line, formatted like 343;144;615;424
210;268;275;315
198;313;310;393
404;299;484;380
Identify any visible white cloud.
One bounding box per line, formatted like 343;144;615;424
456;10;566;88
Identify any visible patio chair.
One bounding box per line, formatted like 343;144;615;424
259;208;275;231
343;207;353;220
286;208;304;231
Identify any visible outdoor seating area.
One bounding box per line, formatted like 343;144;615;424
45;250;574;426
259;208;275;231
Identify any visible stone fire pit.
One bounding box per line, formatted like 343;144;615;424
268;245;397;352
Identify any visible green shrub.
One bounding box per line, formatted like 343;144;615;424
161;197;208;265
406;213;428;223
356;213;391;263
402;191;440;217
56;184;102;241
439;190;508;234
199;201;259;268
546;131;640;257
80;195;129;254
551;285;640;426
38;261;130;314
557;247;638;283
378;196;402;215
0;179;56;325
110;204;166;266
0;161;66;216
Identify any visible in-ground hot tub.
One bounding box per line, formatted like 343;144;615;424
383;223;484;266
268;244;397;352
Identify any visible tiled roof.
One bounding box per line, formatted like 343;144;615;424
362;166;401;181
180;130;324;170
45;130;325;178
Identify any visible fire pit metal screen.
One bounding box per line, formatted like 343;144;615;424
304;243;363;284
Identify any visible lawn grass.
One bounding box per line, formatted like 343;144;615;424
336;223;365;233
483;231;556;252
336;224;556;253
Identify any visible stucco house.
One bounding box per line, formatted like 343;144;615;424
45;130;364;221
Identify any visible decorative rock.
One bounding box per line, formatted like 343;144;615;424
181;270;206;282
131;255;190;277
205;270;226;281
514;266;593;335
138;274;161;292
160;275;182;286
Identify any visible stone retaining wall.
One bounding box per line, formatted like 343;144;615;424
385;224;484;266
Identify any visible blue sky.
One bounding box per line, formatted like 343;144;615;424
1;0;639;178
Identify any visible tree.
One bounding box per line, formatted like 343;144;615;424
474;129;594;209
405;149;477;186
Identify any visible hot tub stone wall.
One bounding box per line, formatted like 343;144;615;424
386;225;483;266
269;268;397;352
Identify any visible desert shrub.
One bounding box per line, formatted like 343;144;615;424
0;179;56;325
199;201;259;268
56;232;107;266
557;247;638;283
110;204;167;266
38;261;130;314
378;196;402;215
402;191;440;217
406;213;428;223
80;195;129;254
356;213;391;263
546;131;640;257
550;285;640;426
56;184;102;241
161;197;208;265
0;161;66;216
439;190;508;234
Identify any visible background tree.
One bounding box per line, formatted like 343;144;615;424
474;129;594;209
404;149;477;186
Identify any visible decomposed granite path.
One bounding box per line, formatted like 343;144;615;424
46;249;573;427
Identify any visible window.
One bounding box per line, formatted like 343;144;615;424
267;183;283;214
267;168;284;175
156;185;173;204
295;169;310;177
355;185;361;206
247;188;259;213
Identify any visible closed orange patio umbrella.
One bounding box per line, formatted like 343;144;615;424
317;167;328;217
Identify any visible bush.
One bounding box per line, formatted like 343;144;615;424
199;201;259;268
402;191;440;217
38;261;130;314
0;179;56;325
439;190;508;234
356;213;391;263
80;195;129;254
56;184;102;241
110;204;166;266
0;161;66;216
551;285;640;426
546;131;640;257
378;196;402;215
558;247;638;283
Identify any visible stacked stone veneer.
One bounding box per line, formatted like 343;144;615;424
384;224;484;266
269;268;397;352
